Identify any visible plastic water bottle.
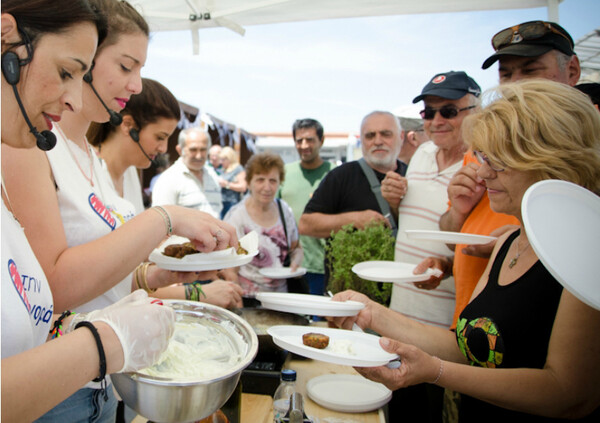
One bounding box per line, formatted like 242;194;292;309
272;369;297;422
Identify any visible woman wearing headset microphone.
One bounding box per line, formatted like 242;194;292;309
87;77;244;310
1;0;238;421
1;1;175;422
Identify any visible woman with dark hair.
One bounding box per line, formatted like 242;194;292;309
2;0;237;421
88;78;244;309
1;1;175;421
88;77;181;213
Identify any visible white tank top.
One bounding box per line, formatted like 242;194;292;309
1;199;54;358
47;125;137;312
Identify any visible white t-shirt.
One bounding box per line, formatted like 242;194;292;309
391;141;461;329
99;159;145;215
48;126;137;312
1;199;54;359
152;157;223;218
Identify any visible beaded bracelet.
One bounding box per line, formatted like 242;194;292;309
432;356;444;384
75;321;108;401
49;310;74;339
152;206;172;237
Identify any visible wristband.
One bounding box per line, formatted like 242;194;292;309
184;280;206;301
49;310;74;339
75;321;108;401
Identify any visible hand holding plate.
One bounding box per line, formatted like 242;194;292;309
354;337;443;391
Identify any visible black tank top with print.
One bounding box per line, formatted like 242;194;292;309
455;230;599;422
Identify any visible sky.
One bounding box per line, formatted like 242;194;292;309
141;0;599;135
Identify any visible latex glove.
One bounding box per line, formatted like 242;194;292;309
81;290;175;372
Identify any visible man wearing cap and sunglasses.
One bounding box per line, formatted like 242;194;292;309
381;70;480;423
438;21;581;335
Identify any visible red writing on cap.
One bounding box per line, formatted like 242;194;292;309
432;75;446;84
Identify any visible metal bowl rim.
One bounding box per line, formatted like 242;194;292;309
121;300;258;385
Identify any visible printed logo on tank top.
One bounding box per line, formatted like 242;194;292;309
89;193;117;230
456;316;505;368
8;259;32;312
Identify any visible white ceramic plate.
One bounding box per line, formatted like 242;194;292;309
267;325;397;367
149;231;259;271
523;180;600;310
405;229;497;245
256;293;364;317
352;261;440;283
307;374;392;413
258;267;307;279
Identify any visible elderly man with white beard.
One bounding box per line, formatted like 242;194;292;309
299;110;407;279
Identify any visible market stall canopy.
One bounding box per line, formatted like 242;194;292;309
127;0;560;53
575;27;600;81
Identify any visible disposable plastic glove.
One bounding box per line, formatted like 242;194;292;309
72;290;175;372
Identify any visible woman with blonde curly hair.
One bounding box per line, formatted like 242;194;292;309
329;79;600;422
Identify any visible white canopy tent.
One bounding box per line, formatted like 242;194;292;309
127;0;563;54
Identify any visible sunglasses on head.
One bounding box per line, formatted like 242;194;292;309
419;105;476;120
492;21;572;51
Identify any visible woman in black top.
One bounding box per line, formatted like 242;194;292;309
329;80;600;421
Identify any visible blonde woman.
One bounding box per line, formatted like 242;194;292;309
218;146;247;218
330;80;600;422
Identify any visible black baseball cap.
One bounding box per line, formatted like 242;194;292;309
482;20;575;70
412;71;481;103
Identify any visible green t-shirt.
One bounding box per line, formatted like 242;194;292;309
279;160;334;274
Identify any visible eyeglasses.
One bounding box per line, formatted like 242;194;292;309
419;105;476;120
492;21;572;51
474;151;505;172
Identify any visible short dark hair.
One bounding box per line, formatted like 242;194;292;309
88;78;180;146
292;118;324;141
245;152;285;184
2;0;107;50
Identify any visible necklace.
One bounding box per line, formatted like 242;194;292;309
1;174;19;223
508;235;531;269
55;124;95;187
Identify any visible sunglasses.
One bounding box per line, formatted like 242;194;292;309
420;105;476;120
492;21;572;51
474;151;505;172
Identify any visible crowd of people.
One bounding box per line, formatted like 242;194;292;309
1;0;599;422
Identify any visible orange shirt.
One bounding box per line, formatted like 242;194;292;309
450;153;519;329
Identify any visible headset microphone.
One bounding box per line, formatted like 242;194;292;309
129;128;158;167
2;51;57;151
83;71;123;127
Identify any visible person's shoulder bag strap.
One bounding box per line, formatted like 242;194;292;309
276;199;291;266
357;158;397;236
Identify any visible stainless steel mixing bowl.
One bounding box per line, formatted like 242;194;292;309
112;300;258;423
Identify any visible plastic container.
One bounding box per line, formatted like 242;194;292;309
272;369;297;422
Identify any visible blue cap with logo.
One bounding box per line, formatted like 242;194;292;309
412;71;481;104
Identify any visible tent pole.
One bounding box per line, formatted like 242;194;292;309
547;0;561;23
